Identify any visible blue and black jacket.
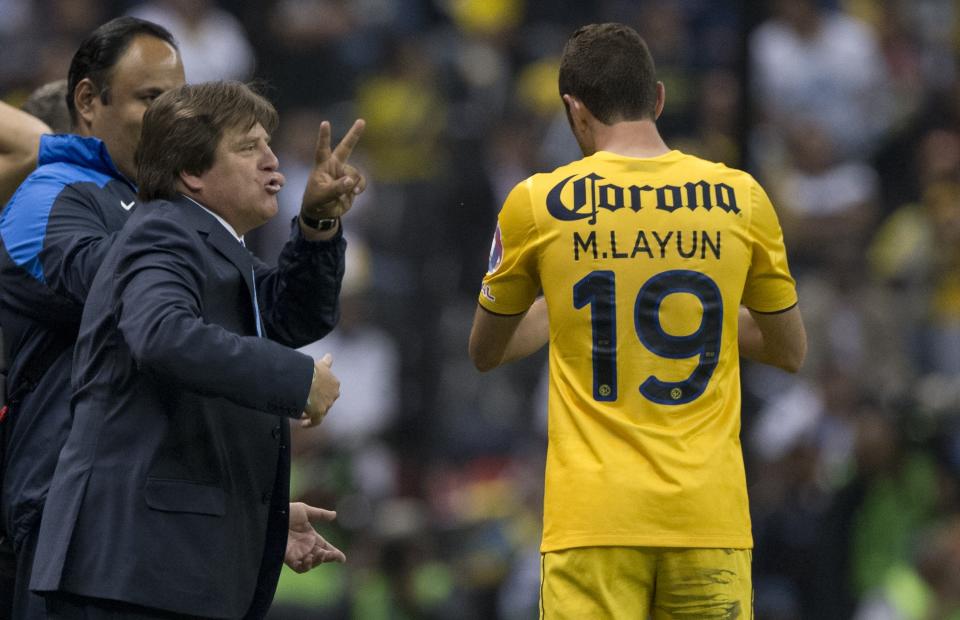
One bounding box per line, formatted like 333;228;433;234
0;134;136;547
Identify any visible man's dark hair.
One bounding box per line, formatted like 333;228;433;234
558;23;658;124
23;79;71;133
66;16;178;126
137;81;279;202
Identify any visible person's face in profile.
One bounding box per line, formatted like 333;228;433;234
197;122;286;235
86;35;185;181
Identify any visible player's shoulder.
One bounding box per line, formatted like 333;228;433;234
500;158;596;212
674;152;770;202
509;156;593;200
673;151;758;183
542;154;601;178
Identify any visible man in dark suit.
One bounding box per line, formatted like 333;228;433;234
31;81;365;618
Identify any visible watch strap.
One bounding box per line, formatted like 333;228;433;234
301;214;339;230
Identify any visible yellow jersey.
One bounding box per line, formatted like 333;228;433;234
478;150;797;552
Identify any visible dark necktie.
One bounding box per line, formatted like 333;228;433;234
240;238;264;337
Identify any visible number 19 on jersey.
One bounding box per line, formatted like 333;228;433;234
573;269;722;405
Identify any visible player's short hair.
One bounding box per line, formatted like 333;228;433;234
22;79;71;134
558;23;658;124
67;16;178;127
136;81;279;202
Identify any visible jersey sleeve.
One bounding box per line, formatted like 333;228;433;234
477;179;541;315
741;179;799;313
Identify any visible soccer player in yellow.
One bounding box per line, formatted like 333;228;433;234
469;23;807;619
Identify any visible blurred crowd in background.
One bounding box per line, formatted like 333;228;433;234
2;0;960;618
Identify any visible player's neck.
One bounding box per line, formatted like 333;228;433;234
589;119;671;159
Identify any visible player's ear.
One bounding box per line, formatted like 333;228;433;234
562;95;588;129
654;82;666;120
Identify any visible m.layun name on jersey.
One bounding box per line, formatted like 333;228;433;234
572;228;721;262
546;171;738;262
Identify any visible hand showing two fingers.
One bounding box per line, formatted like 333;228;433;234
300;119;367;222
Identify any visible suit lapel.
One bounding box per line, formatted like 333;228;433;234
174;196;257;310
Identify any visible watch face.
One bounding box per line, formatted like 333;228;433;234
301;215;336;230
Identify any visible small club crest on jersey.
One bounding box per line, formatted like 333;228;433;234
486;224;504;275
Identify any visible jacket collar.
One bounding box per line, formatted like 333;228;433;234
180;195;243;242
173;195;257;299
38;134;133;187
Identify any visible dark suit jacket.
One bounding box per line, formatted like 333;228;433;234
30;196;345;619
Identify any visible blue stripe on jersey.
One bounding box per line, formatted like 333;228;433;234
0;162;115;284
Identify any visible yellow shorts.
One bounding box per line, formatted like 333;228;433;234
540;546;753;619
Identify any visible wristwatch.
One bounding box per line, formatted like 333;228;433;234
301;214;339;230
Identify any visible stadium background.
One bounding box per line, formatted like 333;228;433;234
2;0;959;618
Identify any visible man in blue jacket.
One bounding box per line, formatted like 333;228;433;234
0;17;185;619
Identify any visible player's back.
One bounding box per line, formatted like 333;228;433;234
483;149;796;551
